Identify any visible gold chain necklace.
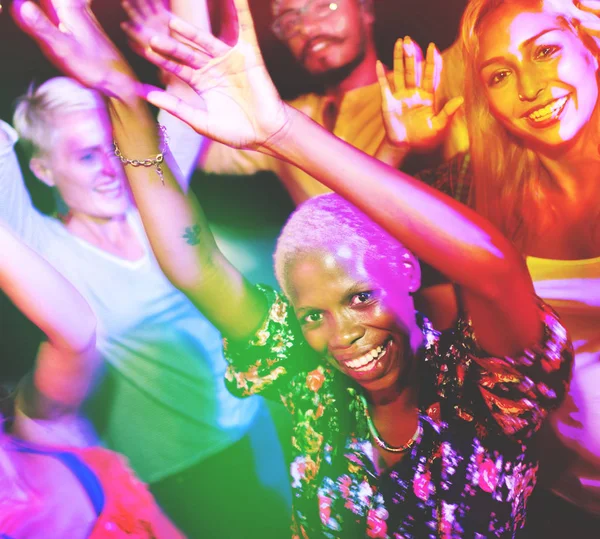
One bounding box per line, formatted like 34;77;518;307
359;395;422;453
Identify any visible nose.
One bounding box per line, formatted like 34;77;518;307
297;14;322;39
517;70;545;101
101;151;119;176
329;311;365;351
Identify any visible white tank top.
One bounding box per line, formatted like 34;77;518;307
527;255;600;514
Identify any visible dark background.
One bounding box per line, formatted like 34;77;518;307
0;0;468;383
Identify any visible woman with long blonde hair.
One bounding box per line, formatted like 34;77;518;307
455;0;600;535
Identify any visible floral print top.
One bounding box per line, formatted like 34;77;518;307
224;285;572;539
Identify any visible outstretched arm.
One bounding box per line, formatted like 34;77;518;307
13;0;268;342
121;0;212;190
0;222;97;419
133;0;540;357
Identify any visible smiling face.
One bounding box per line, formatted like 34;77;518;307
273;0;373;76
287;250;417;394
477;2;599;149
31;107;129;221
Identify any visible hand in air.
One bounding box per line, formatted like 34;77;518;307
377;37;463;151
570;0;600;43
121;0;172;56
138;0;289;150
12;0;138;102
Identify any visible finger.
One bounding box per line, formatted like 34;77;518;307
376;60;394;108
144;0;167;16
403;36;423;88
431;96;464;132
128;0;151;18
572;0;600;31
143;47;197;86
13;1;66;55
411;38;424;88
422;43;435;94
150;33;209;69
433;44;443;92
122;0;143;26
42;0;95;39
232;0;259;45
143;85;206;133
121;21;148;54
576;0;600;14
392;38;405;92
169;16;230;57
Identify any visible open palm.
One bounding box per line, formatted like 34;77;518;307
140;0;288;150
13;0;137;102
378;38;462;151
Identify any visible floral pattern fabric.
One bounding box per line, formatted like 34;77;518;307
224;285;572;538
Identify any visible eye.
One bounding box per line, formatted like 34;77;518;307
488;70;510;87
535;44;560;60
350;291;374;306
300;311;324;326
79;152;96;163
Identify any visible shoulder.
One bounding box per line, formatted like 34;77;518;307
0;120;19;152
287;93;324;119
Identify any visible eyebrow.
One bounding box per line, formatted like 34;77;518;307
294;281;373;316
479;27;562;71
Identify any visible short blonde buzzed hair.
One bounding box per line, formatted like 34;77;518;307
273;193;418;297
13;77;104;158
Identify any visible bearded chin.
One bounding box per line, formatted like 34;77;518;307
311;33;368;89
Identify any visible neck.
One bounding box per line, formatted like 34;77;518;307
324;42;379;98
67;211;130;244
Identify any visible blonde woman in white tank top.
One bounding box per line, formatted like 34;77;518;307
454;0;600;535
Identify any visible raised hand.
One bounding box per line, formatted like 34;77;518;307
140;0;288;150
12;0;138;102
376;37;463;151
121;0;172;56
572;0;600;42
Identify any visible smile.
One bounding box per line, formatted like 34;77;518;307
95;179;123;195
344;340;390;373
310;41;328;53
526;96;569;124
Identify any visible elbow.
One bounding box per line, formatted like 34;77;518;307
159;249;223;297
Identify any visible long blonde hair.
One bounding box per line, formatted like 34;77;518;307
460;0;600;247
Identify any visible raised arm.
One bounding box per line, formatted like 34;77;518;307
13;0;268;342
0;119;47;247
121;0;212;190
132;0;540;358
0;222;97;419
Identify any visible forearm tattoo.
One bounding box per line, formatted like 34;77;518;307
182;224;202;246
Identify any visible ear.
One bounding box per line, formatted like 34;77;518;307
360;0;375;25
401;250;421;294
29;157;55;187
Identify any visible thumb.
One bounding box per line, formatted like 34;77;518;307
376;60;394;108
142;85;206;135
432;96;464;131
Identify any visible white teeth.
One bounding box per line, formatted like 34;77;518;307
528;96;568;123
311;41;327;52
96;180;121;193
345;344;387;371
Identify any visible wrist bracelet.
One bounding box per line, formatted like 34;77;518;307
114;124;169;185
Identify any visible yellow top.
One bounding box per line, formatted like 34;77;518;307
526;255;600;515
201;80;387;205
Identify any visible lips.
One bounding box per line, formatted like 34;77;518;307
95;179;123;196
301;36;341;62
523;95;570;126
340;339;392;374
